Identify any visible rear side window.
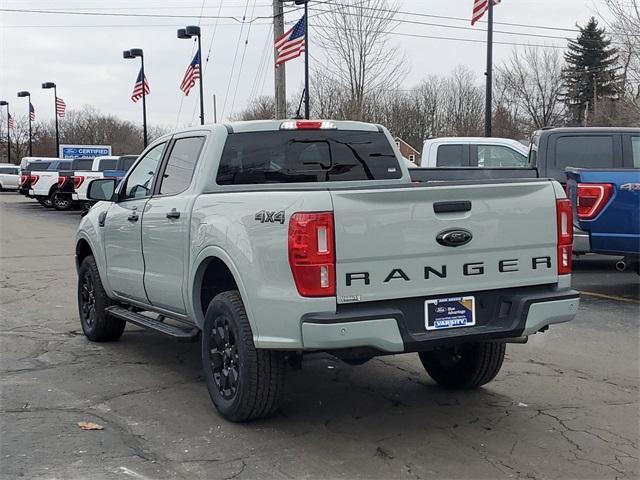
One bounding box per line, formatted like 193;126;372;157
29;162;52;171
436;145;464;167
217;130;400;184
476;145;527;167
159;137;204;195
632;137;640;168
121;156;137;171
555;136;614;169
74;158;93;170
98;159;118;171
56;161;72;170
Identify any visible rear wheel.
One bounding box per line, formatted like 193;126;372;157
81;201;93;213
202;291;286;422
52;192;72;211
77;255;125;342
419;342;505;389
37;196;53;208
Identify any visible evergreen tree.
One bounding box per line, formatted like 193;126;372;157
563;17;619;125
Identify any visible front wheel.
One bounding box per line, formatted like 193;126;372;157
419;342;506;390
77;255;125;342
202;291;286;422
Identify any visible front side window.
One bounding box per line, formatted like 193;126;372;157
555;136;614;169
436;144;464;167
477;145;527;167
217;130;400;184
159;137;204;195
122;143;165;200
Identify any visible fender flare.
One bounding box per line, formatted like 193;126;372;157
189;246;258;336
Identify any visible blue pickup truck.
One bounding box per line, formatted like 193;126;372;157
566;168;640;273
529;127;640;268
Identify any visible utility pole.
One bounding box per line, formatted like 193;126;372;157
213;94;218;123
273;0;286;119
484;0;494;137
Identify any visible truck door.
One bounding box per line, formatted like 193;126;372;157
141;135;205;314
104;142;166;303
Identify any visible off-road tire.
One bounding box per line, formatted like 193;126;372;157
202;291;286;422
52;192;72;211
419;342;506;390
77;255;125;342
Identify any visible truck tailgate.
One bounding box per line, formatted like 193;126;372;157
331;181;559;303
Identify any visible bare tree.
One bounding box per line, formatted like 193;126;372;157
495;46;565;130
314;0;408;120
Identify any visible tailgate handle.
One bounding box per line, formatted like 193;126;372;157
433;201;471;214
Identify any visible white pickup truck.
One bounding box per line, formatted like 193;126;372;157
72;155;137;209
28;159;73;208
77;120;579;421
421;137;528;168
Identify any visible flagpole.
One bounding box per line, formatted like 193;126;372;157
484;0;493;137
54;86;60;156
304;0;310;120
197;34;204;125
141;55;148;148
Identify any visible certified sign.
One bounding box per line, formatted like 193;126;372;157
59;144;112;159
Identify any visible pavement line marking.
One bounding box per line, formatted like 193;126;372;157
579;291;640;304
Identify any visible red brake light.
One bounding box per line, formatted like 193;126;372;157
57;176;68;188
280;120;336;130
288;212;336;297
73;176;85;189
29;174;39;186
556;198;573;275
576;183;613;220
20;174;29;186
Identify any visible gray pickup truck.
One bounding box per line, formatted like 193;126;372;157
76;120;579;421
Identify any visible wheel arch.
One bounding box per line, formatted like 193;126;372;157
75;236;94;271
190;248;257;335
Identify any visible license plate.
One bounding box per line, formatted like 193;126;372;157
425;296;476;331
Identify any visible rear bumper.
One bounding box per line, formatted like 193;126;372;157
573;226;591;254
301;285;579;353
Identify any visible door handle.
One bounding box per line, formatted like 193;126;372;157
127;212;139;222
166;209;180;220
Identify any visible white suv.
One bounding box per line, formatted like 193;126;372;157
0;163;20;191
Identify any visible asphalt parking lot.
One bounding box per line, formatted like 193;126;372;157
1;192;638;480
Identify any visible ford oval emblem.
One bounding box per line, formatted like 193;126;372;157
436;229;473;247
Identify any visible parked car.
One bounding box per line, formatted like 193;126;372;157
29;159;73;208
421;137;528;168
76;120;579;422
0;163;20;191
71;155;138;210
51;158;95;211
567;167;640;272
528;127;640;253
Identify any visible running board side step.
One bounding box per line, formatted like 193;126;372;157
106;306;200;342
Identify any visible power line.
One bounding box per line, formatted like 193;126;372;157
229;0;260;117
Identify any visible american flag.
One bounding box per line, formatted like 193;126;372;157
56;97;67;117
471;0;501;25
8;113;15;129
131;68;150;103
275;15;306;68
180;51;201;96
29;103;35;122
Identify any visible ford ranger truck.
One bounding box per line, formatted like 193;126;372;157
76;120;580;422
567;167;640;274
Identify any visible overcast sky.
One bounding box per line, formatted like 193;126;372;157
0;0;612;129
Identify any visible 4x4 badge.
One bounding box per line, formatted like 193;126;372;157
255;210;285;224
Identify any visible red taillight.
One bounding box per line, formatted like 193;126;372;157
576;183;613;220
280;120;337;130
29;174;39;186
288;212;336;297
556;198;573;275
73;176;85;189
20;174;29;186
57;176;68;188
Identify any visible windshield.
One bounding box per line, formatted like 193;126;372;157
217;130;401;185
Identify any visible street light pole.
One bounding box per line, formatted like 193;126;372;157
42;82;60;156
17;91;32;156
123;49;148;147
0;101;9;163
178;26;205;125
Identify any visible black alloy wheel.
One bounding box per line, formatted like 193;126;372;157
209;314;241;400
79;269;97;329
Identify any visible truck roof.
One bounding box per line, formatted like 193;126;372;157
535;127;640;135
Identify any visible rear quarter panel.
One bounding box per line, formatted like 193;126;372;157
567;169;640;255
189;190;336;349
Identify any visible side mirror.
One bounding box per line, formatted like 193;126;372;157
87;178;117;202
